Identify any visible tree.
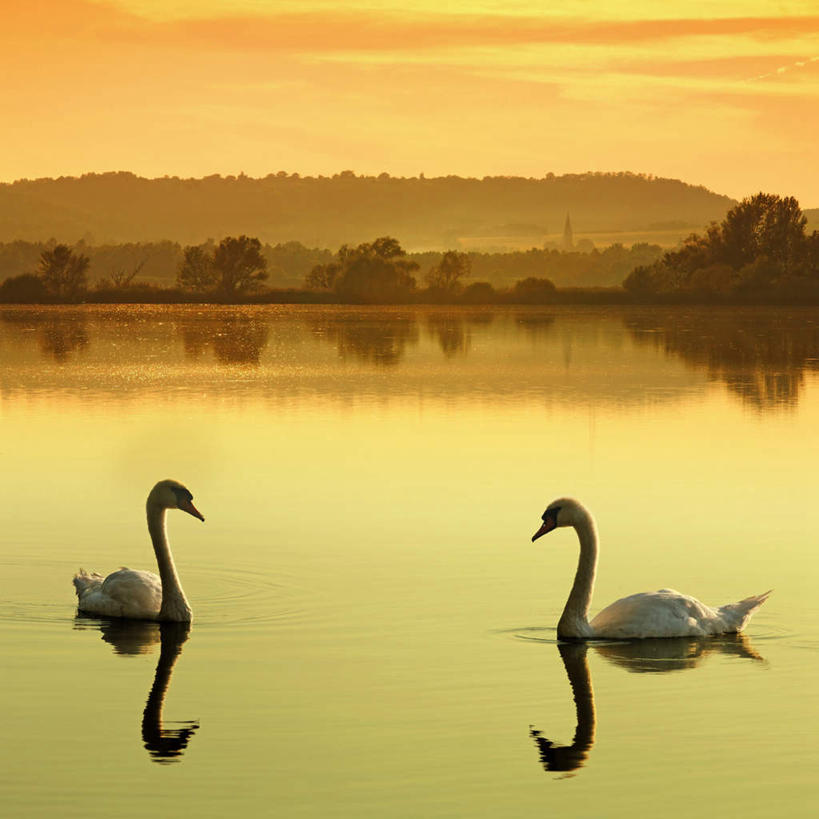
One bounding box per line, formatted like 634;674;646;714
0;273;49;303
511;277;557;303
461;281;497;303
314;236;418;302
624;193;816;296
97;258;146;291
425;250;471;293
37;244;89;299
305;260;342;290
177;246;217;292
212;236;268;297
721;193;806;273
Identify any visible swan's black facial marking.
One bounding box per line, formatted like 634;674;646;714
171;486;194;506
542;505;561;522
532;507;560;542
171;485;205;522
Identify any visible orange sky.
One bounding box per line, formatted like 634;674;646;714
2;0;817;204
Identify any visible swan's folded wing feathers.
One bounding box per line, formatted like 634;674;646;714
101;569;162;608
72;569;104;598
76;568;163;619
590;590;721;639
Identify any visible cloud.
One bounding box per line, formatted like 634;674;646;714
6;3;817;54
135;12;819;54
746;54;819;81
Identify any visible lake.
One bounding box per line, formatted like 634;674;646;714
1;304;817;818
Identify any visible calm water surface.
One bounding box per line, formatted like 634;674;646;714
1;305;817;817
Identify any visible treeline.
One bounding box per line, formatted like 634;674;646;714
0;234;633;305
624;193;819;301
0;170;734;248
4;193;817;304
418;242;663;288
0;237;661;292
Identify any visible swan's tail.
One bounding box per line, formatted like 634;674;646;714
72;569;103;600
718;590;772;633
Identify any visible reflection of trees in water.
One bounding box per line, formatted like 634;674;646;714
308;314;420;367
426;313;470;358
423;311;495;358
530;634;764;776
514;312;556;339
625;310;819;409
1;312;90;362
39;320;90;362
176;316;270;365
74;617;199;764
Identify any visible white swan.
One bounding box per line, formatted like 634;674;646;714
73;480;204;622
532;498;770;640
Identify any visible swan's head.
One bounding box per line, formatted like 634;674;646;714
148;479;205;522
532;497;587;541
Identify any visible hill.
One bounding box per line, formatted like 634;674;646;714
0;171;735;251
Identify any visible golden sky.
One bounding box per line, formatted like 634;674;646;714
2;0;818;203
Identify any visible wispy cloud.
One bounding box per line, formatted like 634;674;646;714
129;12;819;53
6;4;817;53
745;54;819;81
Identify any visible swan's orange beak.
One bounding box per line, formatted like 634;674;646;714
179;498;205;522
532;515;557;542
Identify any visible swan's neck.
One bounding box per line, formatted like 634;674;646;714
147;502;191;622
557;512;597;639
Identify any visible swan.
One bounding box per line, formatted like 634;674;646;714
532;498;770;639
73;480;204;622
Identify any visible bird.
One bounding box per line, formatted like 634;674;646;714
73;479;204;622
532;497;770;639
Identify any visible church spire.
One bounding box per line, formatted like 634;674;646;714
562;212;574;250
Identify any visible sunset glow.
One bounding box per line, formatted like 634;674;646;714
2;0;817;202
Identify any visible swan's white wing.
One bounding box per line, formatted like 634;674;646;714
590;589;723;639
76;568;162;620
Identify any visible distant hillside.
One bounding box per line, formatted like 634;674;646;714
0;171;736;251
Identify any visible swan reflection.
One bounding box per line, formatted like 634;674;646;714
75;618;199;763
530;634;764;776
530;643;595;774
595;632;764;673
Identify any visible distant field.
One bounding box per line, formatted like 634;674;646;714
457;227;690;252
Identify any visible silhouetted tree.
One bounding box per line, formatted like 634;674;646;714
460;281;497;303
177;246;217;292
37;244;89;299
511;277;557;303
96;258;146;291
305;260;342;290
212;236;268;297
624;193;817;297
0;273;49;302
425;250;471;293
311;237;418;302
